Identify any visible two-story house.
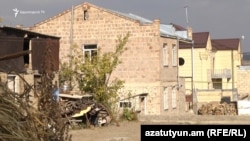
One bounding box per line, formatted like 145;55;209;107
179;31;241;105
30;2;192;115
211;38;241;90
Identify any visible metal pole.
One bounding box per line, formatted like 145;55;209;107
69;5;74;67
191;40;196;113
191;40;194;94
231;50;234;90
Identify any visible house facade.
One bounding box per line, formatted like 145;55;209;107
179;32;242;104
30;2;192;115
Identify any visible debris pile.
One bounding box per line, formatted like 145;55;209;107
198;102;237;115
60;98;111;127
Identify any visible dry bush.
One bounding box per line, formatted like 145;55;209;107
0;44;71;141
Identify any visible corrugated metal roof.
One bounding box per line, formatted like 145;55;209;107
239;66;250;70
108;9;189;40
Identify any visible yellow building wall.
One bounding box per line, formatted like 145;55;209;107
179;48;211;91
214;50;241;89
179;42;241;93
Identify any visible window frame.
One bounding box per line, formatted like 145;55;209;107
162;43;169;67
172;44;177;66
171;87;177;109
163;87;169;110
82;44;97;62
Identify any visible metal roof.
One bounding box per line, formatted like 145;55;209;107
108;9;189;40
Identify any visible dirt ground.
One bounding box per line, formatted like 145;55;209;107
69;115;250;141
69;121;141;141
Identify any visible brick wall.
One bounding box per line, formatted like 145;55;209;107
237;66;250;96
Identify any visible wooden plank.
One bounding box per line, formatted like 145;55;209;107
0;50;31;61
59;93;92;99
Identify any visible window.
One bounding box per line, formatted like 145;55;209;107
162;43;168;66
7;75;20;93
172;44;177;66
172;87;177;108
119;101;132;108
83;10;88;20
163;87;169;110
179;57;185;66
212;78;222;89
82;44;97;61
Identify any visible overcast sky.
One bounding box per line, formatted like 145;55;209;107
1;0;250;52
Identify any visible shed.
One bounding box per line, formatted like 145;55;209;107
0;26;60;73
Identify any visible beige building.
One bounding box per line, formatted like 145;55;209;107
30;2;192;115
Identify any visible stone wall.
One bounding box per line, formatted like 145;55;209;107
30;3;182;115
237;66;250;96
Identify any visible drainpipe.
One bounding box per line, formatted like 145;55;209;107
177;37;180;88
231;50;234;90
191;40;196;113
191;40;194;95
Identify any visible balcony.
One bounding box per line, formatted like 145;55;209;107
210;69;231;78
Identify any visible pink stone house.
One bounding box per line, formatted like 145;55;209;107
30;2;192;115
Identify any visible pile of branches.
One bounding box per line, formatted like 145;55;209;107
0;74;71;141
198;102;237;115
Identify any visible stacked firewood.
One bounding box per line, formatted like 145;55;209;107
198;102;237;115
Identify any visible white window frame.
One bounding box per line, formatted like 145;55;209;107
172;44;177;66
82;44;97;62
163;43;168;66
163;87;168;110
7;74;20;93
172;87;177;109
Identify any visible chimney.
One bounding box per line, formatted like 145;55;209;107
187;26;193;39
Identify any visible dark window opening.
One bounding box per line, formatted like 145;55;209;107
119;101;132;108
179;57;185;66
23;38;30;66
84;10;88;20
212;78;222;89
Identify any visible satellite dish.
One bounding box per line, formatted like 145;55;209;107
241;35;245;40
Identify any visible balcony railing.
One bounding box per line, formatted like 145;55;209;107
210;69;231;78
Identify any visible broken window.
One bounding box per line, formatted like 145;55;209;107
23;38;30;67
7;74;20;93
83;10;88;20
